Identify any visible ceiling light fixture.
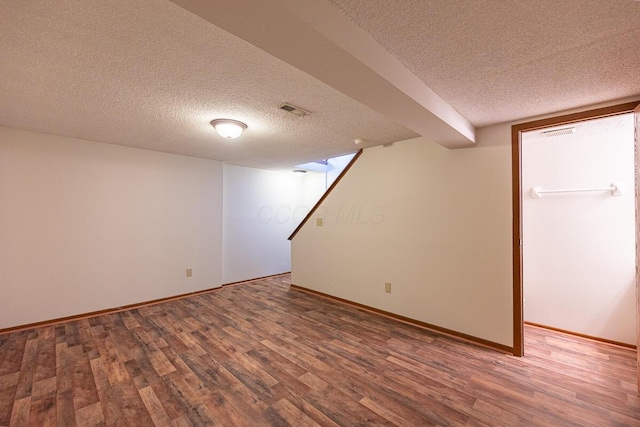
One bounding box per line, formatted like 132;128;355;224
210;119;247;139
292;170;307;177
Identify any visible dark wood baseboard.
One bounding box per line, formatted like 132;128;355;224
290;284;513;354
525;321;637;350
0;273;291;336
0;287;221;336
222;272;291;287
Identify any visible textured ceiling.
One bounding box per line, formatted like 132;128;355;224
0;0;416;169
523;112;633;144
0;0;638;168
329;0;640;127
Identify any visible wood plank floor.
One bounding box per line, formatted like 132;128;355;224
1;274;639;426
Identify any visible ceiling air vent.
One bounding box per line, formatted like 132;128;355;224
542;127;576;137
278;102;311;117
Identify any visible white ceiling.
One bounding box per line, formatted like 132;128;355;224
523;112;633;144
329;0;640;127
0;0;638;169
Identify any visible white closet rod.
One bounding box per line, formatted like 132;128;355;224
531;183;621;199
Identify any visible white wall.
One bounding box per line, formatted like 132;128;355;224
291;137;514;347
300;154;355;208
522;115;635;344
0;127;223;329
326;153;357;187
304;171;326;208
222;164;314;283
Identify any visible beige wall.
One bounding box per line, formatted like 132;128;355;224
291;137;513;346
0;127;223;329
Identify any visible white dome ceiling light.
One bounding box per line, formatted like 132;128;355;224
210;119;247;139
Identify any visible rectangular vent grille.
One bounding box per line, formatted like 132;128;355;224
542;127;576;137
278;103;310;117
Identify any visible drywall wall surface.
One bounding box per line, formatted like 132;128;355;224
522;114;635;344
222;164;310;283
326;152;357;187
291;137;513;346
303;171;326;208
0;126;222;329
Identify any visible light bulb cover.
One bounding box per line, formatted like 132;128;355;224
211;119;247;139
292;170;307;177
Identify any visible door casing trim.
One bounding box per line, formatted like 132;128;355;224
511;101;640;357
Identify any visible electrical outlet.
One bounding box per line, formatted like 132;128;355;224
316;217;324;226
385;282;391;293
186;268;192;277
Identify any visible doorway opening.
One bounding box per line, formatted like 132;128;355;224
511;101;640;358
521;113;635;348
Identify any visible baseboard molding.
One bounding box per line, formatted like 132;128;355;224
290;284;513;355
222;272;291;287
525;321;637;350
0;272;291;335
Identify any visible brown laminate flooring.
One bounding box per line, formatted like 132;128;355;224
1;274;638;426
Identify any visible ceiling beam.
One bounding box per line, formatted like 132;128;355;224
170;0;475;148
